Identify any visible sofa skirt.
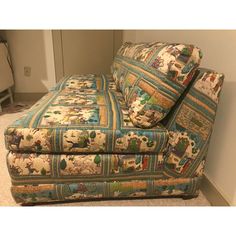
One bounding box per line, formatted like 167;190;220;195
7;151;202;204
11;177;202;204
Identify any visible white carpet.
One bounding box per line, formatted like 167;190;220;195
0;110;210;206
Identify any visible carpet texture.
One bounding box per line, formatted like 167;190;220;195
0;107;210;206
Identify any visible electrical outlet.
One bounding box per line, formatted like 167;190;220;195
24;66;31;77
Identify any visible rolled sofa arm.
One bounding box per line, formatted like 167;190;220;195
162;68;224;178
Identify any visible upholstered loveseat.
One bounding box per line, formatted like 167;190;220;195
5;41;224;204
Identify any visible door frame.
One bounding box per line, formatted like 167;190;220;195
52;30;123;82
52;30;64;82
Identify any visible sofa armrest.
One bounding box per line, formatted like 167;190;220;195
162;68;224;178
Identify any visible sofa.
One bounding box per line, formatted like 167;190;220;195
4;41;224;204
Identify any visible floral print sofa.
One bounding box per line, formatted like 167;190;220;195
4;42;224;204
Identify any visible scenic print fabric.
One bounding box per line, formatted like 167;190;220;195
111;42;202;128
4;74;168;154
4;44;223;204
11;177;202;204
7;152;165;179
163;69;224;177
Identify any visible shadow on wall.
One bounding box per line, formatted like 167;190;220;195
205;80;236;205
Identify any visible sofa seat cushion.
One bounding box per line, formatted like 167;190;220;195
111;42;202;128
5;74;168;154
50;73;117;92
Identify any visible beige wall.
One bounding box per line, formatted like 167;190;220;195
53;30;123;81
3;30;122;92
62;30;114;75
123;30;236;206
4;30;56;93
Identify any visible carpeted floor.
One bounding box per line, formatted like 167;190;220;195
0;104;211;206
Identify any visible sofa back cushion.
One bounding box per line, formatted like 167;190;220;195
111;41;203;128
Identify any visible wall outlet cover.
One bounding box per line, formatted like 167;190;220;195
24;66;31;77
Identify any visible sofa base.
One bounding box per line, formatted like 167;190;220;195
182;194;198;200
11;177;202;205
21;194;200;206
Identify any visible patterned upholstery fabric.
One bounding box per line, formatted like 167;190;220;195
162;68;224;177
111;42;202;128
8;150;204;204
5;67;224;205
7;152;164;177
11;178;202;204
4;74;168;154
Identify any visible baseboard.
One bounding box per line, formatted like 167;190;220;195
14;93;46;102
200;174;230;206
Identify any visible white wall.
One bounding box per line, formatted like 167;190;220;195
4;30;56;93
123;30;236;206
